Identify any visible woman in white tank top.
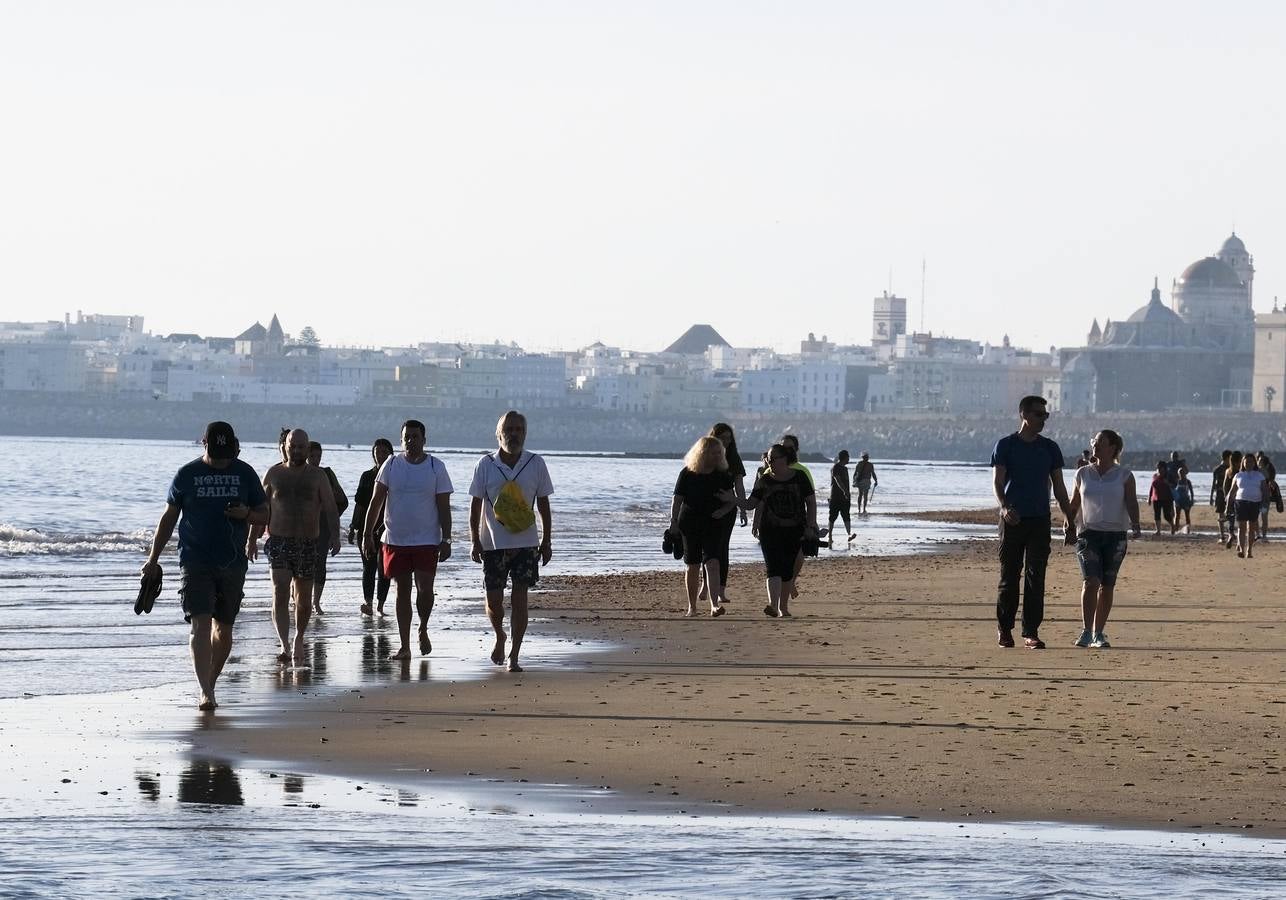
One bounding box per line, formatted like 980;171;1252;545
1066;430;1141;649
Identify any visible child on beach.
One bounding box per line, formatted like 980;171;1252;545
1173;466;1194;535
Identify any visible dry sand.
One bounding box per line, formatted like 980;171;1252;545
195;505;1286;835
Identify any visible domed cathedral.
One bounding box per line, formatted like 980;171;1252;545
1045;234;1255;414
1171;232;1255;352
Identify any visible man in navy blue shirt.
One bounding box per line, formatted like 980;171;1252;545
142;422;269;710
990;396;1072;649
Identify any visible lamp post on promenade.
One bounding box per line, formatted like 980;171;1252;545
1266;385;1276;414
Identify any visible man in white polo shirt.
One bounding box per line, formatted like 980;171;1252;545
363;419;453;660
468;410;553;673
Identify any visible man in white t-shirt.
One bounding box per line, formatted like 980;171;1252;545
468;410;553;673
363;419;453;660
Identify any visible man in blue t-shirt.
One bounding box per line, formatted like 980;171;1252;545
142;422;269;711
990;396;1072;650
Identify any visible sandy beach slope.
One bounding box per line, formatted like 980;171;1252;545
194;506;1286;835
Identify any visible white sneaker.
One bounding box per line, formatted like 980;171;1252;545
1074;629;1093;647
1090;632;1111;649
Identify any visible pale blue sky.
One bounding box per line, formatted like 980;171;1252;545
2;1;1282;353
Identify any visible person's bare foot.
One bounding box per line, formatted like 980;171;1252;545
360;603;373;617
389;646;411;660
491;632;507;665
376;605;386;617
507;657;523;673
779;608;793;618
697;584;709;604
418;630;432;656
276;649;291;664
789;583;800;600
313;603;324;615
198;694;217;711
710;606;725;618
684;607;697;617
292;637;307;664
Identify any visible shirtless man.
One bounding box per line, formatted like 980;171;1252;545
249;428;340;663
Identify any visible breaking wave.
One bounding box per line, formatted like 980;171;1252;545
0;524;150;556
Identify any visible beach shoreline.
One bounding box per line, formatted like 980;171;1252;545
188;507;1286;838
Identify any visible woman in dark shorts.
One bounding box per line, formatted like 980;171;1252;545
747;443;818;618
351;438;394;616
1067;430;1140;649
699;423;748;606
1148;461;1174;536
1228;452;1267;559
670;436;736;617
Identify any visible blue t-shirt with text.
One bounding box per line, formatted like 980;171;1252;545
166;458;267;568
991;433;1064;519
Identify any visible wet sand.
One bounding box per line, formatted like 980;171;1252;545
193;506;1286;836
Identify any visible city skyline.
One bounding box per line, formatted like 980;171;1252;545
2;2;1283;354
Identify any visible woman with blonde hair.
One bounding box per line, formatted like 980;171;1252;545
670;436;736;616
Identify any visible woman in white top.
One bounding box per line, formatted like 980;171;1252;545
1228;452;1267;559
1066;430;1141;649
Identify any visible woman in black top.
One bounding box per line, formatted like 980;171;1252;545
748;443;818;618
350;438;394;617
670;436;736;617
699;423;747;606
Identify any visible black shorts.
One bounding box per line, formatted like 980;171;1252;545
678;520;718;565
1235;499;1261;523
266;536;316;580
180;559;248;624
759;526;803;580
482;547;540;591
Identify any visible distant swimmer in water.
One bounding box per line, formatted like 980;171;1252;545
248;428;340;664
142;422;268;711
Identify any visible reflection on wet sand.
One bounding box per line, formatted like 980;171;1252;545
135;771;161;802
176;760;244;806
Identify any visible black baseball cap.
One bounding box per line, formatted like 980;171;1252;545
203;421;239;459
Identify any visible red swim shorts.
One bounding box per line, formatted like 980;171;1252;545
382;544;439;579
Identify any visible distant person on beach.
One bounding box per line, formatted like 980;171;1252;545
1076;449;1091;469
1067;429;1141;649
1221;451;1243;548
249;428;341;664
670;435;736;617
1165;451;1186;488
1211;449;1232;545
350;438;394;617
1229;453;1266;558
1256;451;1278;540
468;411;554;672
990;395;1071;650
826;450;856;547
1173;466;1195;535
853;452;878;514
306;441;349;615
700;423;748;607
363;419;453;660
142;422;268;711
1148;462;1176;536
748;442;818;618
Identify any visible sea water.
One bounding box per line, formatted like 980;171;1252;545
3;436;1281;897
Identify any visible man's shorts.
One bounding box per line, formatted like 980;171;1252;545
482;547;540;591
265;536;316;580
383;544;439;579
1075;529;1128;587
180;559;248;624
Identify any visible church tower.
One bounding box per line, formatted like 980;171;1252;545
1218;232;1255;306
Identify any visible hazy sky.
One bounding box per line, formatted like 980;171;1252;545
2;1;1283;354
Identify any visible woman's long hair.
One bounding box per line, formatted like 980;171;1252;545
709;422;743;474
684;436;728;474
